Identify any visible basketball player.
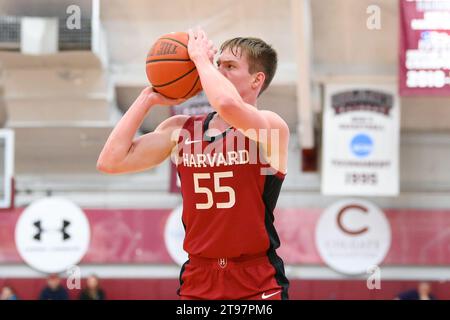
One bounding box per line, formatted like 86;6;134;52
97;27;290;300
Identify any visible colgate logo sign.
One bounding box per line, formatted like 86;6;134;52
315;199;391;275
337;205;369;236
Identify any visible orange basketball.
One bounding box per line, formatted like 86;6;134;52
146;32;202;99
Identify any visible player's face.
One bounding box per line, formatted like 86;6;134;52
217;48;255;99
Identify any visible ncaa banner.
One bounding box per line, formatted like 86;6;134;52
399;0;450;96
321;84;400;196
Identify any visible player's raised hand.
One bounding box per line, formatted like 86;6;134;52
207;39;218;64
188;27;216;64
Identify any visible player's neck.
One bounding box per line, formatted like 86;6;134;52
210;112;232;131
243;95;257;108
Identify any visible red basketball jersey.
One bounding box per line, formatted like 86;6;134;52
176;111;285;258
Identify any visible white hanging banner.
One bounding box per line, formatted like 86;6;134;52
321;84;400;196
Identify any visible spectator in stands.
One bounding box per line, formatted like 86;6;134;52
39;274;69;300
1;285;18;300
79;274;105;300
396;281;437;300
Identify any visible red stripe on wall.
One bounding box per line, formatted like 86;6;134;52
1;208;450;265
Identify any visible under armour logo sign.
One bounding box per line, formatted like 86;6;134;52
33;220;71;241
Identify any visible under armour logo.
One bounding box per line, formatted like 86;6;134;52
33;220;71;241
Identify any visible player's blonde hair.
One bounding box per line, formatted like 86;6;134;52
220;37;277;95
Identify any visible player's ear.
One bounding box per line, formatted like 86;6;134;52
251;72;265;90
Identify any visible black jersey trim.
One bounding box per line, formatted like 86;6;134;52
263;174;290;300
203;111;233;142
177;259;190;297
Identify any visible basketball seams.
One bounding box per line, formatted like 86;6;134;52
156;76;201;99
182;76;201;98
147;36;189;61
146;31;201;99
151;67;197;88
159;37;188;49
146;58;192;64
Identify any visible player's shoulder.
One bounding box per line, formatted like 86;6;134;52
260;110;289;134
157;114;190;131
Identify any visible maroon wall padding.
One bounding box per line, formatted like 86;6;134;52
3;208;450;265
1;278;448;300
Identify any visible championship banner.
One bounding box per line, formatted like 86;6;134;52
321;84;400;196
399;0;450;96
169;92;213;193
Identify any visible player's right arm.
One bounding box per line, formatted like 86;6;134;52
96;87;188;175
